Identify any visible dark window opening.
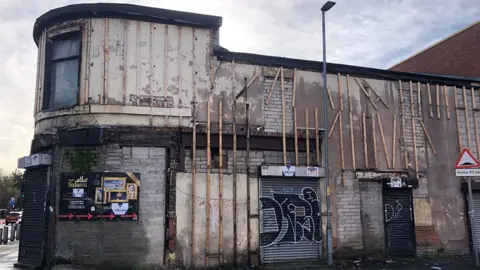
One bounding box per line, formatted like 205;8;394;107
43;31;81;110
211;147;228;169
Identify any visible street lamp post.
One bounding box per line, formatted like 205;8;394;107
321;1;336;266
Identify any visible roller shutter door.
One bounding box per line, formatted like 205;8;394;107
383;188;416;257
18;166;49;268
259;178;322;263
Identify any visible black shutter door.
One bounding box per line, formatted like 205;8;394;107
18;166;49;267
383;188;416;258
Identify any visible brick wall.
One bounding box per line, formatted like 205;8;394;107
263;76;294;134
184;149;317;174
54;144;166;268
335;173;364;256
359;181;385;254
391;22;480;78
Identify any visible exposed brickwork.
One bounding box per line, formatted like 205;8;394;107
335;173;364;256
391;22;480;78
184;149;317;175
263;76;294;134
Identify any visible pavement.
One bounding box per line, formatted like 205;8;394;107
0;241;17;270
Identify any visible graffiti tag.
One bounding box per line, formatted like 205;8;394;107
385;200;403;222
260;187;322;247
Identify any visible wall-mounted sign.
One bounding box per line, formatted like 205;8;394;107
59;172;140;221
260;166;325;178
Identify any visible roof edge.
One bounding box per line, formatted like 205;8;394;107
33;3;222;44
389;20;480;70
214;49;480;87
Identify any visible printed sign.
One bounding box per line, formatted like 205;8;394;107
59;172;140;221
282;166;296;177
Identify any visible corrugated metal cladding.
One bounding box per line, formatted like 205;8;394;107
18;166;49;267
469;192;480;252
259;178;322;263
383;188;416;257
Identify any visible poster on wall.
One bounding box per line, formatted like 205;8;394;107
58;172;140;221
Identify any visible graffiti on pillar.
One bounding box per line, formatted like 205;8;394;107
260;187;321;247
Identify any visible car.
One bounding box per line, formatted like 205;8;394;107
6;211;22;225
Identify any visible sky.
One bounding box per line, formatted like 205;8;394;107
0;0;478;172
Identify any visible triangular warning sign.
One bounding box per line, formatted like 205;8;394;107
455;148;480;169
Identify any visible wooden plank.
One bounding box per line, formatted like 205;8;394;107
191;92;197;263
454;87;462;150
472;87;480;157
410;81;419;178
281;67;287;165
444;85;450;120
338;74;345;184
417;82;421;116
362;113;368;168
315;109;320;166
294;109;299;166
205;100;211;266
218;100;223;262
353;77;378;110
327;86;335;110
347;75;356;169
377;114;391;169
306;108;310;166
372;112;378;168
420;120;437;155
328;112;340;138
338;73;343;112
399;81;408;169
463;86;472;150
427;83;433;118
292;68;297;107
392;114;397;169
436;84;441;119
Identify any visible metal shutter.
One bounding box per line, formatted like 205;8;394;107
470;192;480;252
18;166;49;267
383;188;416;258
259;178;322;263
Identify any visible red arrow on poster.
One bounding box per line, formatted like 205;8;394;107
76;213;93;220
58;213;74;220
96;212;116;220
121;213;137;219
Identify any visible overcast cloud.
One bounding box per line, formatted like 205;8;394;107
0;0;478;172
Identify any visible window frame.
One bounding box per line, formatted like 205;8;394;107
42;29;83;111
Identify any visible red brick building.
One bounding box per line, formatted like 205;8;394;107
390;21;480;77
